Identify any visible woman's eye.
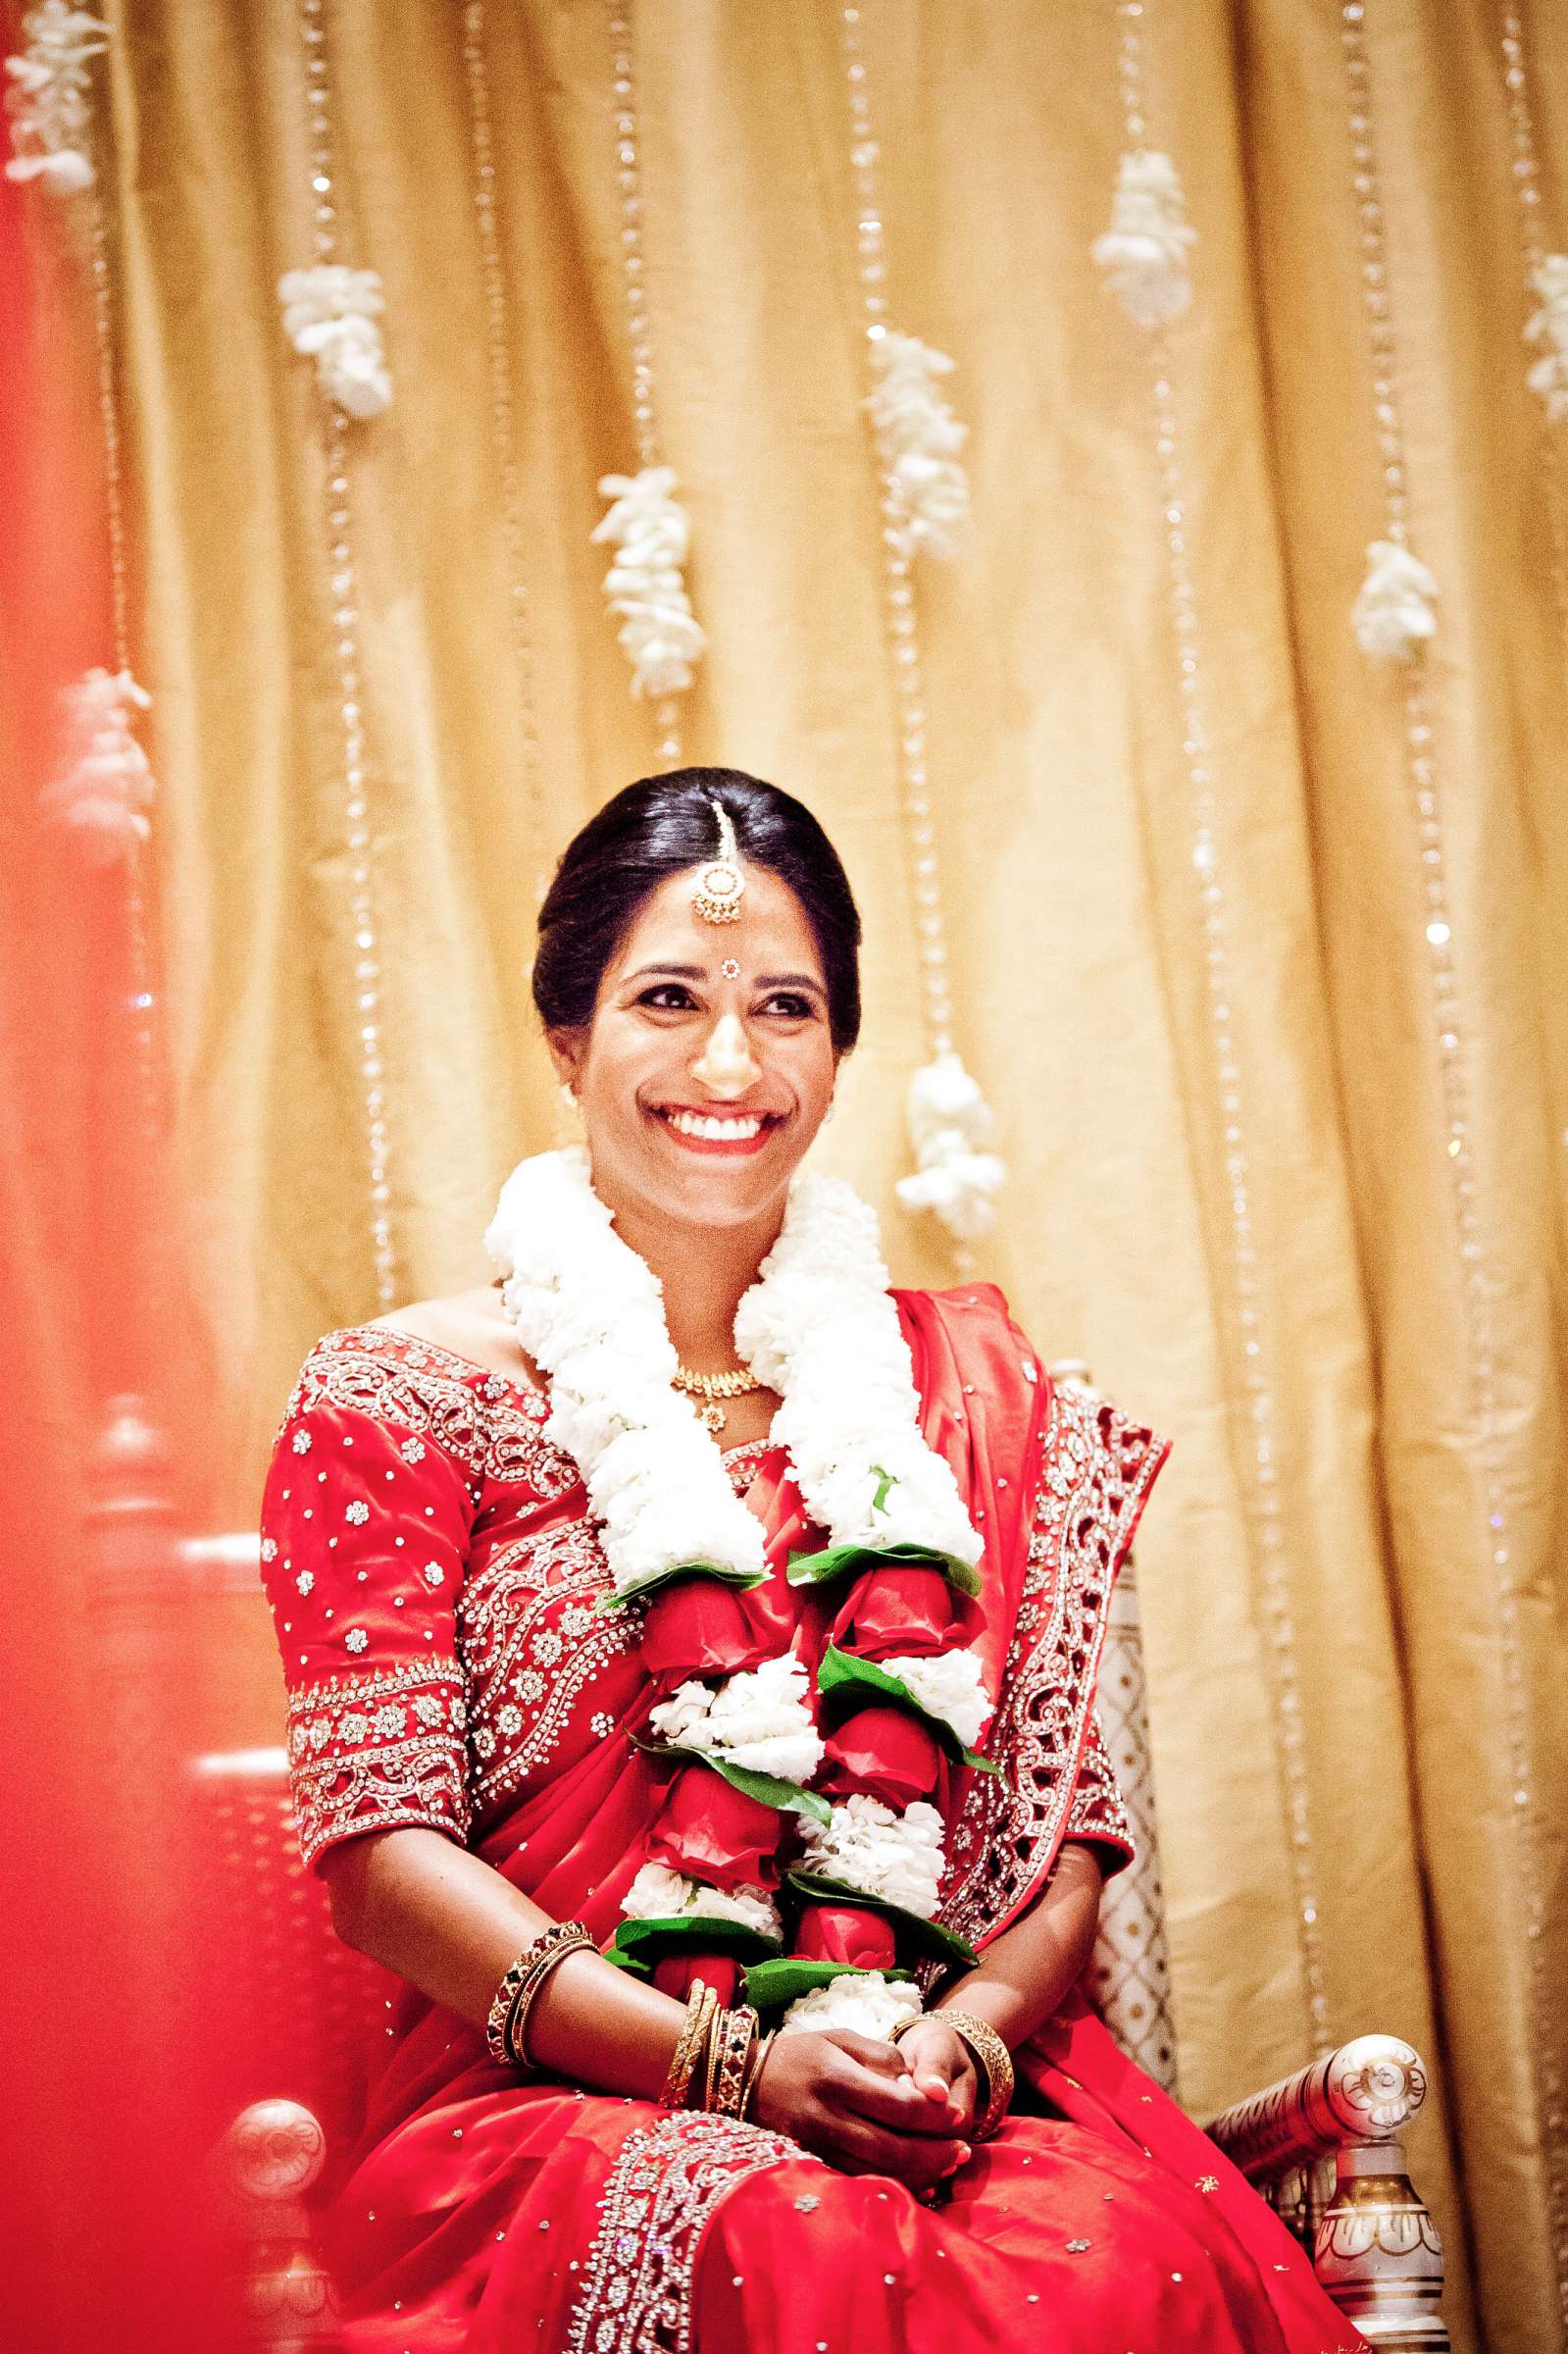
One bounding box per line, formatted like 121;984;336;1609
762;993;816;1020
637;985;697;1011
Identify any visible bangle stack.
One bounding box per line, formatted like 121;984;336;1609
660;1982;773;2120
484;1920;596;2071
894;2009;1015;2141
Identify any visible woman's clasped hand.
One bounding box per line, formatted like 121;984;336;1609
749;2021;979;2194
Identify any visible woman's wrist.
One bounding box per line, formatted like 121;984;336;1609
516;1947;687;2104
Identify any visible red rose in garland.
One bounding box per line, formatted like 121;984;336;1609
641;1572;793;1684
794;1902;898;1972
820;1703;949;1813
645;1763;785;1890
830;1562;982;1663
651;1951;742;2005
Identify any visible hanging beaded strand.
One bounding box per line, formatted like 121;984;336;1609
602;4;687;768
295;0;396;1309
835;4;1003;1265
1108;0;1331;2056
459;2;546;896
1339;2;1565;2304
1497;14;1568;661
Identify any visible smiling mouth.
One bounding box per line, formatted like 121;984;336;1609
650;1105;784;1151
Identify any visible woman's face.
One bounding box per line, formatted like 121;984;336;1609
549;864;839;1242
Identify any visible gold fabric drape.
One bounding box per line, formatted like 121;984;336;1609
85;3;1568;2347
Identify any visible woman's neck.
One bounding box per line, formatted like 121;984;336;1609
600;1187;783;1372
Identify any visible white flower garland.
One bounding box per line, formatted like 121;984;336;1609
797;1794;946;1920
4;3;105;195
649;1654;826;1786
777;1970;922;2041
591;466;706;699
1351;537;1439;662
485;1149;992;2037
622;1864;782;1940
278;265;393;419
1092;149;1196;329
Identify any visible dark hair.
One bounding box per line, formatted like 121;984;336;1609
532;768;862;1052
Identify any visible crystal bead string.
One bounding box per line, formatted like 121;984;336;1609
298;0;396;1307
87;163;163;1151
459;1;546;900
837;3;955;1077
1339;3;1564;2290
1497;13;1568;673
1113;0;1331;2055
604;3;683;768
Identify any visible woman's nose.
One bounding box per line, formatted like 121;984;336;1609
690;1011;760;1097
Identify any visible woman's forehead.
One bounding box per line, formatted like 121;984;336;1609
609;866;827;980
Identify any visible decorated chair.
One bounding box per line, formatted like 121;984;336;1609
182;1366;1446;2354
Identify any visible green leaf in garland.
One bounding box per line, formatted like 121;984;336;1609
604;1913;784;1975
743;1956;915;2015
815;1644;999;1774
869;1464;898;1515
784;1539;981;1600
784;1870;979;1969
635;1740;833;1825
595;1558;767;1613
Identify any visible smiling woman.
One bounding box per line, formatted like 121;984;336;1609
257;769;1369;2354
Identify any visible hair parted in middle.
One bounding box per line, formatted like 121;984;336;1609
531;769;863;1052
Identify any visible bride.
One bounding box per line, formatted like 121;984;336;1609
261;768;1366;2352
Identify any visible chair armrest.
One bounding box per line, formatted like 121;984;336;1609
1204;2032;1427;2184
221;2098;340;2349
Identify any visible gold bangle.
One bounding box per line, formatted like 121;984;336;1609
660;1982;719;2110
927;2009;1015;2140
484;1922;594;2070
738;2029;775;2121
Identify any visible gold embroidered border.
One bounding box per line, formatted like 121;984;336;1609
284;1327;579;1495
564;2110;810;2354
938;1387;1164;1948
285;1657;470;1866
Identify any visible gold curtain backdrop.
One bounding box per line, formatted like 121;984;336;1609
86;2;1567;2347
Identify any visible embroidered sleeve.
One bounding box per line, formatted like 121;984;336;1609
1063;1710;1135;1877
260;1356;477;1870
938;1385;1166;1947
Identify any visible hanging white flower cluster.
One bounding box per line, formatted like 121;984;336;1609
486;1149;995;2038
649;1654;826;1786
3;3;106;194
591;465;706;698
776;1969;923;2042
864;332;971;562
1525;254;1568;423
278;265;393;419
893;1052;1006;1246
39;667;154;862
1352;537;1439;662
1092;150;1197;328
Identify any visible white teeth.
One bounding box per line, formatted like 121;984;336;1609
664;1109;766;1142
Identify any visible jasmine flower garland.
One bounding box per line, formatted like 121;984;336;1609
483;1149;995;2039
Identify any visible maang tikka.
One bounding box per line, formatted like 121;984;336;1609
691;798;745;925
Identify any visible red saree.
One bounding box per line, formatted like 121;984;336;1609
260;1288;1367;2354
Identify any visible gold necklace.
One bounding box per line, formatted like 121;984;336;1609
672;1362;762;1434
